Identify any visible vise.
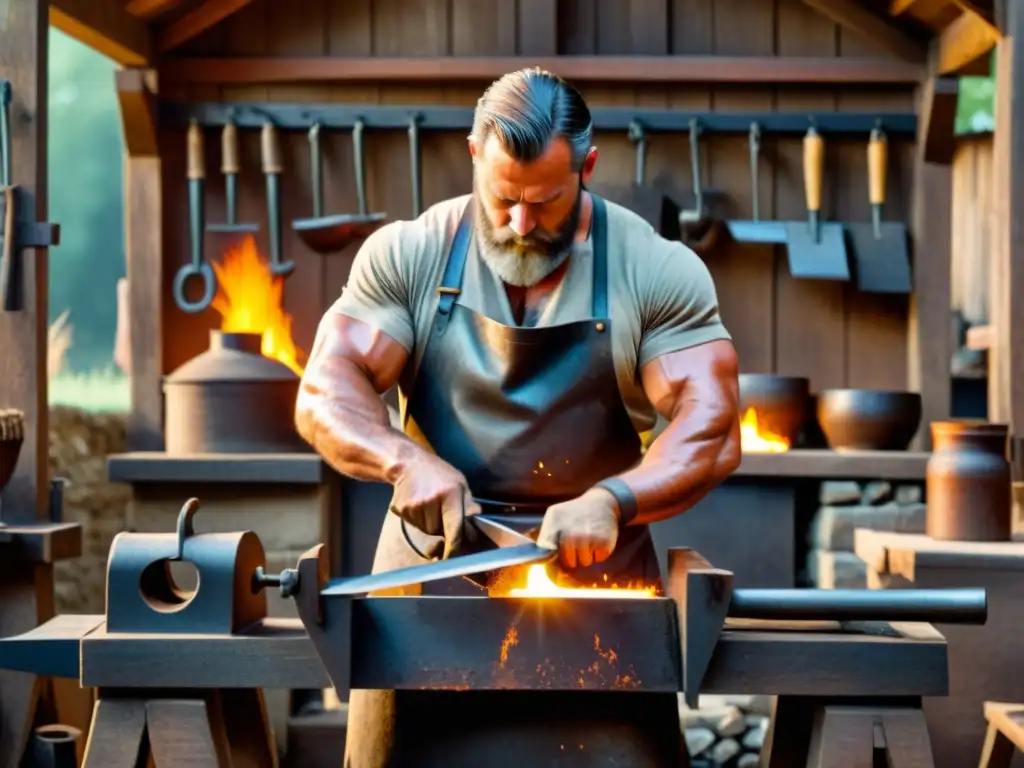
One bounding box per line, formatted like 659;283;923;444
105;497;266;634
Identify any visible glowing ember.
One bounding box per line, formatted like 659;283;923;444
739;407;790;453
507;565;655;599
210;235;305;376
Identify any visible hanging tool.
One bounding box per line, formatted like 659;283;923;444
293;119;387;254
206;119;258;236
678;119;722;254
260;122;294;276
846;127;912;293
0;80;60;312
408;114;423;218
725;122;788;244
586;121;681;240
172;120;216;314
783;126;850;281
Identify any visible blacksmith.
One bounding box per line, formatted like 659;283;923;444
296;68;741;768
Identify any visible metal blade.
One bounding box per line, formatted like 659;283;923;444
470;515;535;549
321;543;556;596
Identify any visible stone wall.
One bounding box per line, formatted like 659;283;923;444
50;406;131;613
807;480;926;589
682;695;771;768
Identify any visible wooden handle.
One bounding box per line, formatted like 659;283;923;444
261;123;281;174
867;129;887;206
186;121;205;181
803;128;824;212
221;122;240;175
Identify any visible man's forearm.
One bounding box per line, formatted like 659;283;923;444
608;404;740;525
295;358;431;485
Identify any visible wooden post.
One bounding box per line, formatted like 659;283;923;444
908;75;957;449
989;1;1024;431
116;68;164;450
0;0;56;765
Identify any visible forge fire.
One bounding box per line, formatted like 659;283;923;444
211;235;306;376
739;407;790;453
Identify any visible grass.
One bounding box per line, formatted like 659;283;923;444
49;369;130;412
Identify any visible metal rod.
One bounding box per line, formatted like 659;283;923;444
308;123;323;219
728;588;987;625
408;114;422;218
0;81;10;187
353;118;368;217
162;102;917;136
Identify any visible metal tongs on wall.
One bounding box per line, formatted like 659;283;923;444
678;118;722;253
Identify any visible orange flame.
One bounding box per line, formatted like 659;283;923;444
507;565;655;599
210;235;305;376
740;407;790;453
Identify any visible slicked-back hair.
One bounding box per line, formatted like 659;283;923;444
470;68;594;172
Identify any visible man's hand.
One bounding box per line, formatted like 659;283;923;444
537;487;620;569
390;455;482;558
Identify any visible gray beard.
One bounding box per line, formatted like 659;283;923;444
476;240;573;287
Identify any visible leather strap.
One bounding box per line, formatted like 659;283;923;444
594;477;639;527
590;194;609;319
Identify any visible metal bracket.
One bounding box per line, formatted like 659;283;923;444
161;101;918;136
0;81;60;313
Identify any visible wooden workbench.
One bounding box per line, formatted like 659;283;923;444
855;530;1024;768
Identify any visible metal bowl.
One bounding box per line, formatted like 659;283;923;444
816;389;922;451
738;374;811;445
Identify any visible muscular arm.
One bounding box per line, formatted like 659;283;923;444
610;339;741;525
294;312;432;484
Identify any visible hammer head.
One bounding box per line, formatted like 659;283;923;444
665;548;734;708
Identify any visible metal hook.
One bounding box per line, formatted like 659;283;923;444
174;497;201;561
627;120;647;186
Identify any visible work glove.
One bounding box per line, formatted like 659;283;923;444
536;487;620;570
389;458;481;559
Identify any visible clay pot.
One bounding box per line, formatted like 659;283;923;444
816;389;922;451
737;374;810;446
926;420;1011;542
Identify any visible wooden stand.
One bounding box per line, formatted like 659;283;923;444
763;698;934;766
855;531;1024;768
83;689;277;767
979;701;1024;767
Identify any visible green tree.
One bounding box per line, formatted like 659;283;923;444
48;29;124;372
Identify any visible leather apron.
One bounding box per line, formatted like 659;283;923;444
344;197;686;768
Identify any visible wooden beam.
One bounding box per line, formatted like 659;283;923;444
157;0;256;52
48;0;151;67
988;5;1024;429
918;75;960;164
158;55;925;86
0;0;60;765
125;0;190;19
908;60;959;448
802;0;928;63
115;69;158;157
114;69;164;449
938;9;1001;74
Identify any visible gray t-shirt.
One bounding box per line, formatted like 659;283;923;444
333;194;731;442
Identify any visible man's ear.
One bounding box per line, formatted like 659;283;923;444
468;138;479;162
580;146;599;185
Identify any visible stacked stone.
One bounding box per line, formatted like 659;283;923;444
681;695;771;767
807;480;926;588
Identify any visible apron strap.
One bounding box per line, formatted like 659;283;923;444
590;195;609;319
436;194;609;319
436;200;475;318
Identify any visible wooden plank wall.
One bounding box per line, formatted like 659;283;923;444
156;0;917;396
951;134;993;328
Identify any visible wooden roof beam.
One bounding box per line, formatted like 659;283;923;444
917;75;959;164
937;9;1001;74
49;0;151;66
116;69;158;157
802;0;928;63
125;0;191;20
157;0;256;52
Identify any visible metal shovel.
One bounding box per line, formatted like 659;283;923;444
725;122;788;244
293;120;387;254
845;128;912;293
207;120;258;236
784;127;850;281
678;119;723;254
